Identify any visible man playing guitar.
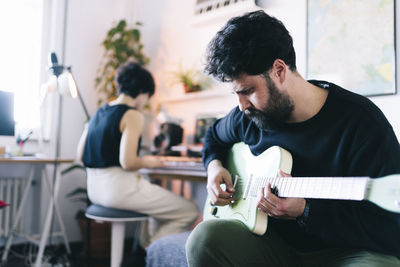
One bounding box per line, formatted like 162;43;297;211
186;10;400;267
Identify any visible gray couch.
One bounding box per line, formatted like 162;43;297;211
146;231;191;267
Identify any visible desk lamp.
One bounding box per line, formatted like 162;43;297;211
38;52;90;262
47;51;90;203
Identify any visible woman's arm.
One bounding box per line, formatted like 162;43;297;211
119;109;164;170
76;123;89;163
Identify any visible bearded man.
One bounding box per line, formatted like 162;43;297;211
186;10;400;267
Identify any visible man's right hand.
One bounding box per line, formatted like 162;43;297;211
206;160;235;206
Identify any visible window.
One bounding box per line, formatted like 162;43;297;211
0;0;44;132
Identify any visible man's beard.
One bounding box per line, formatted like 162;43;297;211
244;76;294;130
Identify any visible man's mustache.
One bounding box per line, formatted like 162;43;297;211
244;108;262;117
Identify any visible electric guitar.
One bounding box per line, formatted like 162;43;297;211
203;142;400;235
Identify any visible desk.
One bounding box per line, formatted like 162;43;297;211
139;157;207;203
0;156;74;267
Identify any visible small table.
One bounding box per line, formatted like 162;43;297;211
0;155;74;267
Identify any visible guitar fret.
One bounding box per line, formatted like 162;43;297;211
321;178;328;199
305;178;311;197
276;177;281;194
309;178;316;198
272;177;278;189
298;178;304;197
282;178;288;197
277;177;283;196
287;177;295;197
297;178;304;197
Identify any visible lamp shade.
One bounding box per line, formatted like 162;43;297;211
43;52;90;121
58;70;78;98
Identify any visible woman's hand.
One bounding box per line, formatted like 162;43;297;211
206;160;235;206
256;170;306;220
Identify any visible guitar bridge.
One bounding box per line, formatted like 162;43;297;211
242;174;253;200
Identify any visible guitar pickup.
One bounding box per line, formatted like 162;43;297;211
242;174;253;200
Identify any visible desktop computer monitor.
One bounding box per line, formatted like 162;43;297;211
0;90;15;137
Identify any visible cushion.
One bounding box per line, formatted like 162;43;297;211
146;231;191;267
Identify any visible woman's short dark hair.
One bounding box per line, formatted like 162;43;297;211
205;10;296;82
116;62;155;98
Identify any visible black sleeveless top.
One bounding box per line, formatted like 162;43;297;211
83;104;133;168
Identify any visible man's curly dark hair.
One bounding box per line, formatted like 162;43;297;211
116;62;155;98
205;10;296;82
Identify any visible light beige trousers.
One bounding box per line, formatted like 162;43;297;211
86;167;199;246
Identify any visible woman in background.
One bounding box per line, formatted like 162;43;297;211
76;62;198;248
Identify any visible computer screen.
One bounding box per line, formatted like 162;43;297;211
194;115;217;144
0;90;15;136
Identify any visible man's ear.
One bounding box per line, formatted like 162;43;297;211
272;59;287;84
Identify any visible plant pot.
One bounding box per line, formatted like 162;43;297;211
183;84;201;93
78;217;111;257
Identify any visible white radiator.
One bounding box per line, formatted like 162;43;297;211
0;177;25;237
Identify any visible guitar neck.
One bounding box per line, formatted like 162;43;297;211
247;176;371;201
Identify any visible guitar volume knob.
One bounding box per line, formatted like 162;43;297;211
210;206;218;216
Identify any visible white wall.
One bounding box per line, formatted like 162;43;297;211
51;0;138;243
57;0;400;242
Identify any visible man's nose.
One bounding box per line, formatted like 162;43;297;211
237;95;251;111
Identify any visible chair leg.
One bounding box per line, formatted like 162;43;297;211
111;222;125;267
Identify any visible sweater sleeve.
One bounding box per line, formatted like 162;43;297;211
300;126;400;255
202;107;243;169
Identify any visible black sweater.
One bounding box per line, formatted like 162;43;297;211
202;80;400;256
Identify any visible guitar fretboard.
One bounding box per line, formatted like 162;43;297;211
246;176;370;201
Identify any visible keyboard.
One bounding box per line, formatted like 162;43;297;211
158;156;205;171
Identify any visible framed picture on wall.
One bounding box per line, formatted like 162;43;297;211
306;0;396;96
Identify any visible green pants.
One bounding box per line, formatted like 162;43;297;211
186;219;400;267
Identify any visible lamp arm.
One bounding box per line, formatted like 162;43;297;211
66;66;90;121
77;89;90;121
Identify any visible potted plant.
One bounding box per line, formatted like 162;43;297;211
169;66;204;93
63;165;111;258
95;19;150;106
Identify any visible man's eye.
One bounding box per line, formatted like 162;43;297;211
240;89;251;95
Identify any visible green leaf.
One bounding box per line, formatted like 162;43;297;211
70;197;88;203
66;187;87;199
107;28;117;38
132;29;140;42
61;164;85;175
117;20;127;31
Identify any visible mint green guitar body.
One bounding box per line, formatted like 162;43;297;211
203;142;293;235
